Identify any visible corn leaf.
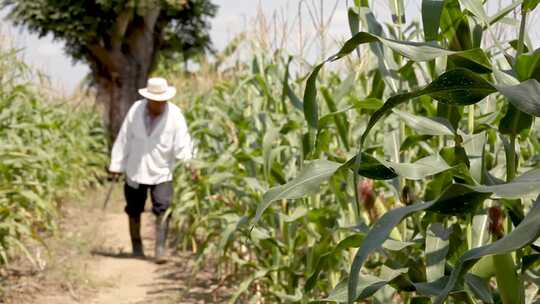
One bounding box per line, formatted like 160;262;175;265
434;195;540;304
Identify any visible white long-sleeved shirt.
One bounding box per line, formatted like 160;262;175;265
109;99;193;185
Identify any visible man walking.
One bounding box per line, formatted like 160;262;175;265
108;77;192;263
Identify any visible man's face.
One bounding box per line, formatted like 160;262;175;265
147;99;166;116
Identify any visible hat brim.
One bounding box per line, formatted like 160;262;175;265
138;87;176;101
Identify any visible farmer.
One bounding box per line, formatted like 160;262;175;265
108;77;192;263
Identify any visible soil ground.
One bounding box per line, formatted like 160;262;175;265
0;184;230;304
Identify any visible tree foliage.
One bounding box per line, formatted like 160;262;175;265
2;0;217;64
2;0;218;138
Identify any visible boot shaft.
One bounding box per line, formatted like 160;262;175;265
129;216;144;257
154;214;170;263
129;216;142;240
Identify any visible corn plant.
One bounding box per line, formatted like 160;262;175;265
0;45;107;265
252;0;540;303
163;37;392;301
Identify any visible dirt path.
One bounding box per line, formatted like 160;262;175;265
89;212;166;304
2;185;228;304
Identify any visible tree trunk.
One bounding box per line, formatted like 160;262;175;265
89;8;161;143
95;59;149;143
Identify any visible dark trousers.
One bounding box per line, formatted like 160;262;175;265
124;181;173;217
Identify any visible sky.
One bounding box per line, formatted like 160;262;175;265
0;0;537;94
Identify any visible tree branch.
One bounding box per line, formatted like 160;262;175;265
124;5;161;66
112;8;134;52
87;43;117;72
143;5;161;33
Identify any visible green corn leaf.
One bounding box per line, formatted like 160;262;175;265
302;32;492;133
515;49;540;81
251;160;342;228
412;276;450;296
255;153;440;222
384;128;400;163
415;69;494;105
499;103;533;136
494;79;540;116
282;56;303;111
523;0;540;12
447;48;492;73
428;184;492;215
462;132;486;183
352;97;384;110
348;183;491;302
360;68;494;146
383;239;418;251
411;273;491;302
262;123;280;181
356;6;398;91
437;102;462;130
228;269;273;304
356;153;398;180
324;266;406;303
434;195;540;304
422;0;444;41
426;223;451;282
335;234;365;251
348;7;360;37
280;207;308;222
356;6;383;35
334;72;356;105
501;50;540;137
348;201;437;303
473;167;540;198
330;32;491;70
392;109;455;136
459;0;489;23
321;87;350;150
360;68;540;146
493;253;523;304
378;154;452;180
359;91;420;146
318;108;354;128
317;98;383;129
465;274;494;304
400;135;434;151
219;216;249;252
305;234;367;293
303;64;324;129
509;39;530;53
254;74;276;105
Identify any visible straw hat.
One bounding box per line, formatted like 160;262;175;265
138;77;176;101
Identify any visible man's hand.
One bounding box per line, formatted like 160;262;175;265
108;170;122;182
187;164;199;182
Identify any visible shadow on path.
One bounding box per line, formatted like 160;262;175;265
140;253;232;303
90;249;149;261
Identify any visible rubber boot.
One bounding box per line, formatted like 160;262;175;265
154;214;169;264
129;216;144;257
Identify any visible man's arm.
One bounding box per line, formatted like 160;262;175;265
109;111;132;174
173;115;194;162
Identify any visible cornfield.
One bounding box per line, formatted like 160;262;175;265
2;0;540;303
167;0;540;303
0;43;107;265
